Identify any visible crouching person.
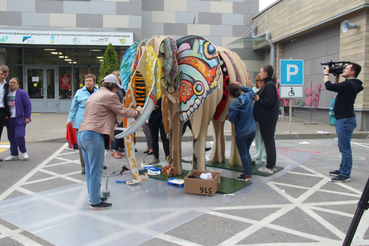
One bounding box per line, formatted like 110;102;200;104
228;82;256;182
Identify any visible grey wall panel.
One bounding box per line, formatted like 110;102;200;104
36;0;63;13
8;0;35;13
63;1;89;14
233;25;249;37
90;2;116;15
142;23;164;35
164;23;187;35
142;11;152;23
211;25;232;37
199;13;222;25
187;1;210;12
130;16;142;29
282;23;340;109
176;12;198;24
222;13;243;25
76;14;103;28
142;0;164;11
233;2;249;14
117;2;142;15
22;13;49;27
0;12;22;26
204;36;221;46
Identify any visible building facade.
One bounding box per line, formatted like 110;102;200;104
0;0;261;113
252;0;369;130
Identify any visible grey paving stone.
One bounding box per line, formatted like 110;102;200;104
274;184;307;199
43;163;81;175
27;171;55;182
216;207;281;221
140;238;179;246
271;207;340;240
303;190;360;204
312;209;352;235
0;237;23;246
224;185;291;206
0;218;19;230
4;190;28;200
165;214;251;246
317;204;357;215
20;231;55;246
238;226;319;244
273;173;324;188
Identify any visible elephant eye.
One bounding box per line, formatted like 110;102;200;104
203;41;217;59
193;81;204;96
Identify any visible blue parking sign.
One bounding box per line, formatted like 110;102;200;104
280;60;304;86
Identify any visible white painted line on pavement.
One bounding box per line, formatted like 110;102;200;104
0;143;68;201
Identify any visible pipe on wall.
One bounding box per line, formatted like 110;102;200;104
251;25;275;68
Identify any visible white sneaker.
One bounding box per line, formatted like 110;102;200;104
22;152;29;160
5;155;19;161
261;159;267;163
258;165;276;175
252;157;256;162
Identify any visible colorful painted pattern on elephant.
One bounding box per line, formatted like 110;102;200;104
134;71;146;107
176;35;221;123
159;37;178;94
120;41;140;91
213;52;230;121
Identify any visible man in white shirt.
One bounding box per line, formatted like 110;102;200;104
0;65;11;162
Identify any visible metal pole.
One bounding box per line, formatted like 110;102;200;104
289;98;292;133
342;177;369;246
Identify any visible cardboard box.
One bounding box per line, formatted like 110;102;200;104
184;171;221;196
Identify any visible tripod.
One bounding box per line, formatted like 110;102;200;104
342;177;369;246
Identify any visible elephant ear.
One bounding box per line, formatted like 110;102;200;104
176;35;221;123
120;40;146;91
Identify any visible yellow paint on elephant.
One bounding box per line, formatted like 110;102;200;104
126;141;133;158
130;158;137;169
145;46;162;99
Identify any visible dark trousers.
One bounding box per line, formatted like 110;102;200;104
259;122;277;169
0;108;6;141
149;124;169;159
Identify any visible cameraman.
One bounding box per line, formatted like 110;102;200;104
324;63;363;182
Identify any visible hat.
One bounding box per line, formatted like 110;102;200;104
103;74;123;89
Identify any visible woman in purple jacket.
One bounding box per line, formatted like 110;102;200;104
4;77;32;161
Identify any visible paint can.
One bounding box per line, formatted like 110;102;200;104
101;186;110;198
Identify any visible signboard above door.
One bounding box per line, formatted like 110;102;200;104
0;29;134;46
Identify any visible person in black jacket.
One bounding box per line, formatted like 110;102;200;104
148;98;170;164
324;63;363;182
253;64;279;174
0;65;11;162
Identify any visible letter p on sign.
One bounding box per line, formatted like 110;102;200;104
280;60;304;86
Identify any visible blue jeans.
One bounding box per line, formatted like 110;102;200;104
236;131;256;177
78;131;105;205
335;117;357;178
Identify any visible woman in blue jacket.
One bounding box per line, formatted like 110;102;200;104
228;82;256;181
66;74;98;174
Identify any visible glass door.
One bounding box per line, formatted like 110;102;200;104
26;67;58;112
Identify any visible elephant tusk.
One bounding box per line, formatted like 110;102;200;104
115;59;158;139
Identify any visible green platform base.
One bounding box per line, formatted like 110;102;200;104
205;160;284;176
148;170;251;194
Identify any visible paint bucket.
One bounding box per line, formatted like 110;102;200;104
101;186;110;198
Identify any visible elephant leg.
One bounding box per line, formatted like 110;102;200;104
210;120;225;163
192;121;208;171
229;123;242;166
171;112;183;175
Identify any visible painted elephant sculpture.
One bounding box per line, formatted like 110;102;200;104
116;35;252;180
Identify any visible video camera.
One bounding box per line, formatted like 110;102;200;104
321;61;350;76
